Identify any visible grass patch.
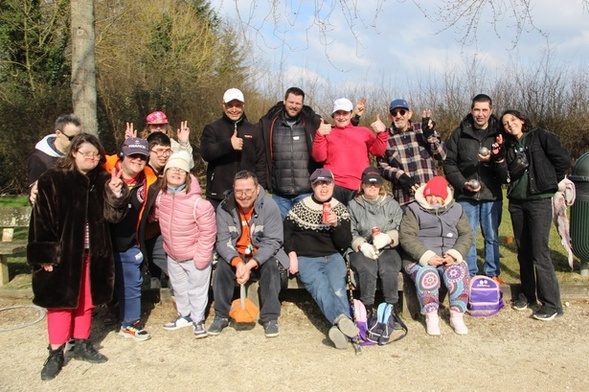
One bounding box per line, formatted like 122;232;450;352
0;196;28;207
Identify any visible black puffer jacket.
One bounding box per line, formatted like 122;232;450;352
444;114;508;201
259;102;322;196
200;112;267;201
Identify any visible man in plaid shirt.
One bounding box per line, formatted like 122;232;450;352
372;99;446;206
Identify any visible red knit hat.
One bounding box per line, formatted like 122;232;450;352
423;176;449;199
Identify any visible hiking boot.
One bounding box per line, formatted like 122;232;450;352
449;310;469;335
193;321;208;339
41;344;65;381
425;312;440;336
163;315;193;330
73;339;108;363
208;317;229;336
328;326;348;349
119;320;151;341
533;307;558;321
334;314;359;338
263;320;279;338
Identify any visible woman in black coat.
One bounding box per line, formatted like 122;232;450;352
27;133;128;380
495;110;571;321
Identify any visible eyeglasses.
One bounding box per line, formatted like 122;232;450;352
167;167;186;173
363;182;382;187
390;109;407;117
62;132;76;141
77;151;101;160
127;154;148;161
150;148;172;157
234;188;256;197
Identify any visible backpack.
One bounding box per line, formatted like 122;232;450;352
352;300;374;347
366;302;408;345
467;276;504;317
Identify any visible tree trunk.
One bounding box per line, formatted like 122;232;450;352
71;0;97;135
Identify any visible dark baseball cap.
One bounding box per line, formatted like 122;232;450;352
361;167;383;184
122;137;149;157
310;168;334;184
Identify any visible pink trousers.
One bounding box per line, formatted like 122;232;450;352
46;253;94;345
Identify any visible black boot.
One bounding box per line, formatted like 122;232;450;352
73;339;108;364
41;344;65;381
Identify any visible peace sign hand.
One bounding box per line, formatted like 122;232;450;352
177;120;190;143
108;167;124;196
124;122;137;139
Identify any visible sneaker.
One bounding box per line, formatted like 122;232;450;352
328;326;348;349
193;321;208;339
512;294;531;311
163;315;193;331
491;276;504;285
334;314;359;338
207;317;229;336
119;321;151;341
449;311;469;335
533;308;558;321
425;312;441;336
263;320;279;338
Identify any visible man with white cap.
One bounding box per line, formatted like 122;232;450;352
200;88;267;210
104;137;158;341
371;98;446;206
311;98;388;204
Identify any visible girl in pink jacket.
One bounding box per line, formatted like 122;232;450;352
156;151;216;338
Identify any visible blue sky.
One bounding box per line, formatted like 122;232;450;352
213;0;589;101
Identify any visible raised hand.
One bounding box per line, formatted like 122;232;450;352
354;97;367;117
421;109;436;138
317;118;332;136
177;120;190;143
230;128;243;150
370;114;387;133
124;122;137;139
108;166;124;195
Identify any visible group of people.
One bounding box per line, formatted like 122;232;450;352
25;88;571;381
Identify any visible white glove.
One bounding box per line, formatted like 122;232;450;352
372;232;391;250
360;242;378;260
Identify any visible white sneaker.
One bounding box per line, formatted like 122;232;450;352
450;311;469;335
163;315;193;331
425;312;441;336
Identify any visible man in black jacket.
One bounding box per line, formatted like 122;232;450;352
443;94;508;281
200;88;267;210
259;87;323;219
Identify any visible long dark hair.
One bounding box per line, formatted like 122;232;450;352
57;133;106;171
500;110;535;134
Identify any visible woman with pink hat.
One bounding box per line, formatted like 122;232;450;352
399;175;473;335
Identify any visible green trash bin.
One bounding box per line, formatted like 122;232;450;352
570;151;589;275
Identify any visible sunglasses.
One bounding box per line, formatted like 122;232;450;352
127;154;148;161
390;109;407;117
62;132;76;141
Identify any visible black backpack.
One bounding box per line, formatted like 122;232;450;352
366;302;408;345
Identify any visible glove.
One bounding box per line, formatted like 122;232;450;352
397;173;416;190
492;142;506;161
372;232;391;250
360;242;378;260
421;117;436;139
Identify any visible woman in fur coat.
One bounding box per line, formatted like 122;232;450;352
27;133;128;381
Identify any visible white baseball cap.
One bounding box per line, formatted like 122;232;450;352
223;88;245;103
332;98;353;114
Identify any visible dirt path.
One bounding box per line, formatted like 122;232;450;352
1;293;589;392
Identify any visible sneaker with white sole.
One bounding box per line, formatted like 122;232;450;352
163;315;193;331
263;320;279;338
533;308;558;321
119;320;151;341
207;317;229;336
193;321;208;338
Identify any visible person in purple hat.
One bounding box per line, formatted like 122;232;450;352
104;137;159;341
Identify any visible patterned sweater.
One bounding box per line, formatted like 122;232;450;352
283;195;351;257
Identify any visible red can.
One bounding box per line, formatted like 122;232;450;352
322;203;331;224
371;227;381;237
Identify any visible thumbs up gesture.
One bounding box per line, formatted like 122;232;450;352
231;128;243;150
371;114;387;133
317;118;332;136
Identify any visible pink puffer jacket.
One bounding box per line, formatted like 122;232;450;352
156;174;216;269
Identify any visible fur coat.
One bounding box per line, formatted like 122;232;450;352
27;166;129;309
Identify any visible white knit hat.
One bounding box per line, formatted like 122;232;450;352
164;151;191;173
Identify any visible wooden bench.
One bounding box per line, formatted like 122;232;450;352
0;206;31;286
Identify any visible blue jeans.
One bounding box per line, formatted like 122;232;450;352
114;245;144;327
458;199;502;277
297;254;350;324
272;193;310;220
509;198;562;313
